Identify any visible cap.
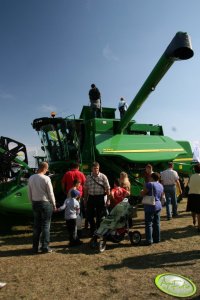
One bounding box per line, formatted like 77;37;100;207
70;189;80;198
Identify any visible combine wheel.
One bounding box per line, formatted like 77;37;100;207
129;231;141;245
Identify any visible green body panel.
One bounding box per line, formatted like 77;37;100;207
95;134;186;162
0;32;195;217
0;185;32;216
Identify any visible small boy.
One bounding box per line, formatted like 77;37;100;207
67;179;81;198
58;189;83;246
67;179;83;237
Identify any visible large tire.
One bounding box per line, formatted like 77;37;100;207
129;230;141;245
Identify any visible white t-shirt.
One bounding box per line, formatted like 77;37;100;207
28;174;56;207
59;198;80;220
118;100;128;110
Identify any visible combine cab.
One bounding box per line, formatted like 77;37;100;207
0;32;194;216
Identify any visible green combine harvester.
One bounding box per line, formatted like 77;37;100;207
0;32;194;217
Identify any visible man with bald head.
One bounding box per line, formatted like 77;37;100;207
28;162;56;254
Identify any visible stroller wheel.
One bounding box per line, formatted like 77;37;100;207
129;231;141;245
99;238;107;253
89;236;98;249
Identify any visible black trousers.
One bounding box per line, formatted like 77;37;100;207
66;219;78;242
87;194;107;234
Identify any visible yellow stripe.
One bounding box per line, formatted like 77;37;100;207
102;148;184;153
174;158;193;162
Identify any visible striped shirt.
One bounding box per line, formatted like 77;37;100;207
161;169;179;186
84;173;110;196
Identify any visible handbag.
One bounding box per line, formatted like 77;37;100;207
142;183;155;206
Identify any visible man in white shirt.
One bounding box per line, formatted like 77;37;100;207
28;162;56;254
161;162;182;220
118;97;128;119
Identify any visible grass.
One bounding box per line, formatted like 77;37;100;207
0;198;200;300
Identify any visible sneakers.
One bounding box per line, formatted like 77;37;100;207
32;249;39;255
41;247;53;253
0;282;7;289
143;241;152;246
172;213;179;218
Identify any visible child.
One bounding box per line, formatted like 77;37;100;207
67;179;84;236
110;178;130;210
119;171;131;192
67;179;81;198
58;189;83;246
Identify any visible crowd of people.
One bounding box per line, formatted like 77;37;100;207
28;160;199;254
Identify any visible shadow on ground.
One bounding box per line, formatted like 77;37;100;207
102;249;200;270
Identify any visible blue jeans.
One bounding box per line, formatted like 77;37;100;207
32;201;53;251
145;210;161;244
164;185;178;218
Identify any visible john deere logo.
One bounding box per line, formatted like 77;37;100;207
155;273;196;298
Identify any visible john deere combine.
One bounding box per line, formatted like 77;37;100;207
0;32;194;216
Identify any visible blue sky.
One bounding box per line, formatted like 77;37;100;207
0;0;200;157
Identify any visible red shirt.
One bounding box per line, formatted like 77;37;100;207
110;186;128;207
62;169;86;197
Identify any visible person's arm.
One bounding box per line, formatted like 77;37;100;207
75;202;80;215
83;185;88;207
176;179;182;195
104;186;110;207
61;175;67;194
58;200;67;211
124;189;130;197
97;88;101;99
141;183;150;196
28;183;33;203
102;174;110;196
46;178;56;209
105;187;110;196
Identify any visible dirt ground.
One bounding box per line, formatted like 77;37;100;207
0;198;200;300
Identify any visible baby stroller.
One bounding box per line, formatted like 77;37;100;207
89;198;141;253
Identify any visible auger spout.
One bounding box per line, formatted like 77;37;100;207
117;32;193;133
